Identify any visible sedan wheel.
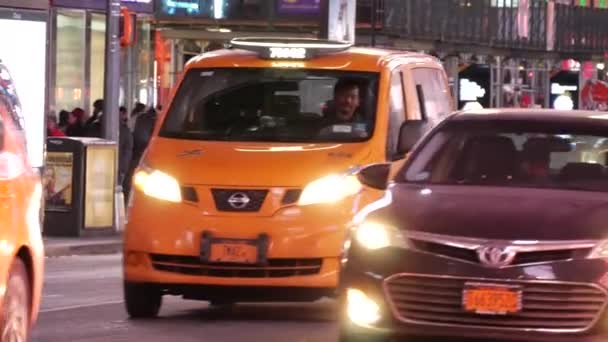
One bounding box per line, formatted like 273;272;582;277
1;259;30;342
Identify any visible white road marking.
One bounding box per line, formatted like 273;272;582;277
39;300;124;313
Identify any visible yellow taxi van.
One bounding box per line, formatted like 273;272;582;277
123;37;453;317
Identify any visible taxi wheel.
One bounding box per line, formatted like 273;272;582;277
1;259;30;342
124;282;162;319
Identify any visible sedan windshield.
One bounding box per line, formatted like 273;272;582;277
160;68;379;143
403;119;608;192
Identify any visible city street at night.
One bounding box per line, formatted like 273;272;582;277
3;0;608;341
31;254;608;342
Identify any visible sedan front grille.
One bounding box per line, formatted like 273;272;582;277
410;239;593;266
384;274;608;333
150;254;322;278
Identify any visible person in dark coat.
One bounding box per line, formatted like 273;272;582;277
85;99;104;137
65;108;87;137
132;106;158;164
124;107;157;198
119;106;133;184
128;102;146;131
58;110;70;132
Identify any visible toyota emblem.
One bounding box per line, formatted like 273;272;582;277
227;193;251;209
477;245;516;268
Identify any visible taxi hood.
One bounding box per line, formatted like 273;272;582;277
144;138;372;187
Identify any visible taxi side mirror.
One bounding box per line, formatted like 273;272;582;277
396;121;427;157
357;163;391;191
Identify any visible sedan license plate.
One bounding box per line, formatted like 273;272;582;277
463;283;522;315
210;243;258;264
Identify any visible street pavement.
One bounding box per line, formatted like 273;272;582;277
31;254;607;342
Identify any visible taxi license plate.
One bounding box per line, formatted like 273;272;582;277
209;243;258;264
463;283;522;315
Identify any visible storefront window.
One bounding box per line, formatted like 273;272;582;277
55;9;86;112
90;13;106;108
136;20;153;106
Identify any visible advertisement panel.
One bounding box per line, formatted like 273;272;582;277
327;0;356;43
84;147;115;229
43;152;73;211
0;0;48;10
277;0;321;15
0;9;47;168
158;0;207;17
50;0;154;13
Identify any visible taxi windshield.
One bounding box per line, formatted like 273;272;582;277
160;68;379;142
403;120;608;192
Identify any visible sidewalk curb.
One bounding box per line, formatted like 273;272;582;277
44;242;123;257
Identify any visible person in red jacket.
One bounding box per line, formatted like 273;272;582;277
46;114;65;137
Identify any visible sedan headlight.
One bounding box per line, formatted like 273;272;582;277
133;167;181;203
298;174;362;206
346;288;381;326
589;240;608;259
355;221;407;250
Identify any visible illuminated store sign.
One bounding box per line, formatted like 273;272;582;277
51;0;154;13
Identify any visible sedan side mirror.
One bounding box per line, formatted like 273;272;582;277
396;121;428;157
357;163;391;191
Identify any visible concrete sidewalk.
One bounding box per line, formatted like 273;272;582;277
44;235;123;257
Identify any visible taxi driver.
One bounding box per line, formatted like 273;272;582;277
332;78;361;123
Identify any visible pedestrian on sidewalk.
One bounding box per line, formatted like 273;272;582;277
47;114;66;137
124;106;157;198
119;106;133;191
65;108;87;137
85;99;104;137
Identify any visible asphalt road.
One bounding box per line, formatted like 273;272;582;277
30;254;607;342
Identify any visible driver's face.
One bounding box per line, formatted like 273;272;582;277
334;86;360;122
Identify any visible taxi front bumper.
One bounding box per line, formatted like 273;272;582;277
124;193;351;291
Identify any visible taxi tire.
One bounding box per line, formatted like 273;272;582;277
124;282;162;319
0;258;31;342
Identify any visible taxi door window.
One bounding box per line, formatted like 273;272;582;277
412;68;452;125
386;70;406;159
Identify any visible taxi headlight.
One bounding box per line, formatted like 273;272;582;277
298;174;362;206
355;221;407;250
133;167;181;203
589;240;608;259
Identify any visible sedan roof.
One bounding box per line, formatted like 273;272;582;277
451;108;608;128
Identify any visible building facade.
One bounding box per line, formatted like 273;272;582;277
0;0;49;168
48;0;156;116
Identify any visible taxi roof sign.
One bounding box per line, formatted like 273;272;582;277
229;37;352;60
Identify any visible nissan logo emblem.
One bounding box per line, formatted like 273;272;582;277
227;192;251;209
477;245;516;268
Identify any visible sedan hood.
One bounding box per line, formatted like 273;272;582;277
376;184;608;241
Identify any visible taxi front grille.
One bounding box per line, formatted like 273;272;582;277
384;274;608;333
211;189;267;212
150;254;322;278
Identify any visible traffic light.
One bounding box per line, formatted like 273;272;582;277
119;7;135;48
